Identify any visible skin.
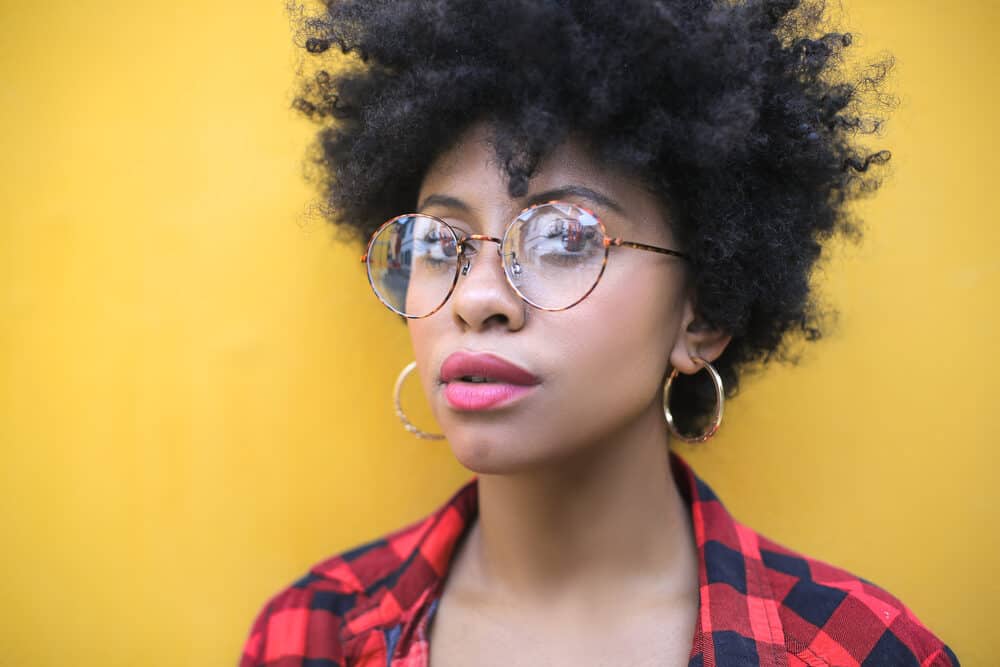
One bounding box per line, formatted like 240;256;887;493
407;121;732;666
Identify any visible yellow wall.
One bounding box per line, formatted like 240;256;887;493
1;2;994;665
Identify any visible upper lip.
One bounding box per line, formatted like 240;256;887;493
440;351;540;385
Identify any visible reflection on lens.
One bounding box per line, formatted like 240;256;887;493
366;215;458;317
503;203;606;309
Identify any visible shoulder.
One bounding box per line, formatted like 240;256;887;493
752;529;960;666
238;513;435;667
240;479;478;666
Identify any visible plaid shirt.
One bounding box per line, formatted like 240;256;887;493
241;451;958;666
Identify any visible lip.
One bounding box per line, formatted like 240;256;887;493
440;351;540;411
440;351;540;385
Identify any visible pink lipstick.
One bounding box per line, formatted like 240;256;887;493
440;351;540;411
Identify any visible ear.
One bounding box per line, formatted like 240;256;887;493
668;285;732;375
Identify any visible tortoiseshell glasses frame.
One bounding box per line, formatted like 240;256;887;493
359;200;692;318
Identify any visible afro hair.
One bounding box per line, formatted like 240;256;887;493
287;0;894;438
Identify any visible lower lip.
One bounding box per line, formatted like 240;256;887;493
444;382;537;411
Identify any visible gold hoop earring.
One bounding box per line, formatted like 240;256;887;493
393;361;445;440
663;355;724;443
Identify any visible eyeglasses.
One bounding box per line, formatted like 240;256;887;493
360;200;691;318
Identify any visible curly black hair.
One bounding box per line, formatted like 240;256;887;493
287;0;894;438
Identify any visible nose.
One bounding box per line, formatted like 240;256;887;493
449;239;527;332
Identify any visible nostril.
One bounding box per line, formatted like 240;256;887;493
483;313;509;328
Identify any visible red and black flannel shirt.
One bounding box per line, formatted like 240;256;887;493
240;451;959;666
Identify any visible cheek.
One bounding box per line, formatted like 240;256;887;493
549;274;679;420
406;319;440;394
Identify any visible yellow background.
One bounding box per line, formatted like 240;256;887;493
1;1;995;665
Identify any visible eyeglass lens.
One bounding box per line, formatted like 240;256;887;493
365;202;607;317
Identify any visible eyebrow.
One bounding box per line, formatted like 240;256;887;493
416;184;625;216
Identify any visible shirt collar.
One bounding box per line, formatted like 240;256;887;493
327;450;788;665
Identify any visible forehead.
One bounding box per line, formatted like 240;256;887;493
417;123;674;242
420;124;619;199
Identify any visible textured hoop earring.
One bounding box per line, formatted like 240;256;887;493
393;361;445;440
663;355;724;443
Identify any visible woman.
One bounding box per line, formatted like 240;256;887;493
242;1;958;665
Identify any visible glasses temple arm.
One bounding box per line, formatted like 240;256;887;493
608;237;691;260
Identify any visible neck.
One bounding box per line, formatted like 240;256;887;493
460;402;699;613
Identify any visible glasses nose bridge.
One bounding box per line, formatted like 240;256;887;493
458;233;506;275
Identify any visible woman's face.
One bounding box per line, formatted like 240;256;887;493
408;122;727;474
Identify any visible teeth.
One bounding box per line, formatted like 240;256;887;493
462;376;492;383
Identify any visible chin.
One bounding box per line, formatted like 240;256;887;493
448;439;525;476
445;424;594;476
443;428;548;476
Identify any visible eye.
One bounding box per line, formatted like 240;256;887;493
545;218;587;252
409;228;457;272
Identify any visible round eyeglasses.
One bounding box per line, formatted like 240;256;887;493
360;200;691;318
